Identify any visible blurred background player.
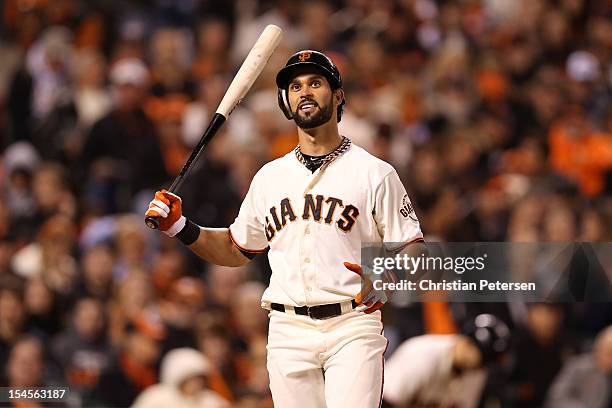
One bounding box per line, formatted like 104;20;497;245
383;314;510;407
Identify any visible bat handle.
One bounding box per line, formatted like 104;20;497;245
145;216;160;230
145;180;181;230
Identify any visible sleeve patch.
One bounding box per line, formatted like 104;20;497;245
400;194;418;222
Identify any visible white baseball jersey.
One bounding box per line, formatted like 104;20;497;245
384;335;487;406
229;140;423;307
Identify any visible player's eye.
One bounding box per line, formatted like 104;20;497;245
290;83;301;92
311;80;321;87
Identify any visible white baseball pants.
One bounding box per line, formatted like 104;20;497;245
266;309;387;408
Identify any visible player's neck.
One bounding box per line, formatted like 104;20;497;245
297;122;342;156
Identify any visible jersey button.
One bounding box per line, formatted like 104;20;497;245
304;257;310;263
305;226;310;234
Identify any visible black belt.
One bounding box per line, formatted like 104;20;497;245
271;300;358;320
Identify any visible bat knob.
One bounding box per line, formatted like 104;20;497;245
145;216;160;230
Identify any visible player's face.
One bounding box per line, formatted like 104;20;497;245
288;73;335;129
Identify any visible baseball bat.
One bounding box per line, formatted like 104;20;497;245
145;24;283;230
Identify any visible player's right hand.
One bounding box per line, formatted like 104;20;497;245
344;262;388;314
145;190;186;236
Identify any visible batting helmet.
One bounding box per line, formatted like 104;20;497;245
276;50;345;122
463;314;510;364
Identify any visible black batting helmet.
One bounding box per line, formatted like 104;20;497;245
276;50;345;122
463;314;510;364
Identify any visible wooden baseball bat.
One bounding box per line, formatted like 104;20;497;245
145;24;283;229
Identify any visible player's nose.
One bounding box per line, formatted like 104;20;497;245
298;85;314;98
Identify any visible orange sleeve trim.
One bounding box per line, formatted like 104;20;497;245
228;229;268;254
389;236;425;252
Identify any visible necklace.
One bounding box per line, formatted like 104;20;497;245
294;136;351;172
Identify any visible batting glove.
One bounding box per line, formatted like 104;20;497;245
145;190;186;236
344;262;389;314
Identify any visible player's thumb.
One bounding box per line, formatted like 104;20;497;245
343;262;363;277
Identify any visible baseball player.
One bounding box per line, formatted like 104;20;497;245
146;50;424;407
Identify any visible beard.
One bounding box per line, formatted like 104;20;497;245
292;97;333;129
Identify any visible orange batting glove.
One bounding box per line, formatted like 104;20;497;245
344;262;388;314
145;189;186;236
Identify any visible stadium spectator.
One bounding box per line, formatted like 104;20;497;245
31;162;77;229
2;142;39;237
132;348;229;408
92;321;162;407
11;214;78;295
0;0;610;405
112;214;149;279
81;58;168;214
158;277;205;353
52;297;113;402
0;286;26;370
507;304;570;407
545;325;612;408
5;336;50;388
107;271;156;346
72;243;115;302
23;276;62;337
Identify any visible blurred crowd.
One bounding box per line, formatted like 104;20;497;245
0;0;611;407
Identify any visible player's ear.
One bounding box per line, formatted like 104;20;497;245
334;89;344;104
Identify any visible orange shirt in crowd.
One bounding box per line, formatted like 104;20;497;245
146;95;191;176
549;123;612;196
423;301;458;335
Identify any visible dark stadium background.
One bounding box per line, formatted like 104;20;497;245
0;0;610;407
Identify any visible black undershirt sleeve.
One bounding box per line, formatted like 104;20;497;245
238;249;257;260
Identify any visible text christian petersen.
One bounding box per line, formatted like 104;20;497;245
370;253;536;292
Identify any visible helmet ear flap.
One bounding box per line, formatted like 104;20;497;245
277;88;293;120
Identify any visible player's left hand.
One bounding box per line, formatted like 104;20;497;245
145;189;185;236
344;262;388;314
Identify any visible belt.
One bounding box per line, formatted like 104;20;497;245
271;299;358;320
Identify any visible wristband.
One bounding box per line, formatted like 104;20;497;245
176;218;201;245
165;215;186;237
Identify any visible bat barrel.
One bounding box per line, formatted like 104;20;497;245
216;24;283;117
